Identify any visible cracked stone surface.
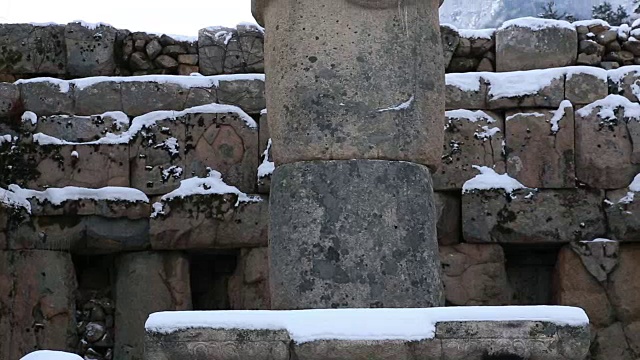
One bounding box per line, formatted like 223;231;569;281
0;24;66;75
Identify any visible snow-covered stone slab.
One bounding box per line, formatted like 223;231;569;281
605;174;640;241
496;17;577;72
462;185;605;244
144;307;589;360
0;83;20;118
129;104;259;195
434;110;504;190
575;95;640;189
505;102;576;188
565;67;608;105
149;171;267;250
445;73;487;110
0;24;66;75
32;112;130;142
17;79;74;116
20;350;82;360
486;68;565;109
434;192;461;246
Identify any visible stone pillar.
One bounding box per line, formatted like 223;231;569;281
253;0;445;309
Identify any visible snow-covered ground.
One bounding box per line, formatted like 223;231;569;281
20;350;82;360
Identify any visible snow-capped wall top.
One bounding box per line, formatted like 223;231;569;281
575;94;640;120
145;306;589;343
499;17;574;31
20;350;83;360
159;169;260;204
446;109;497;123
0;187;32;212
8;185;150;206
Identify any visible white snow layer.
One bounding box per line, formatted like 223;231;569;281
462;166;527;194
576;94;640;120
499;17;574;31
15;73;264;92
377;96;414;112
581;238;618;243
0;187;32;212
20;350;83;360
31;103;256;146
0;134;15;145
8;185;149;206
145;306;588;343
160;169;261;204
445;109;496;123
22;111;38;125
550;100;573;133
458;28;495;39
257;139;275;179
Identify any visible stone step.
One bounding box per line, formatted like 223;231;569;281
144;306;590;360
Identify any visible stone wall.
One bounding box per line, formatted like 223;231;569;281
1;16;640;360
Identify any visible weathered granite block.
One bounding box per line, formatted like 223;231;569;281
575;97;640;189
228;247;271;310
29;144;130;189
434;191;461;246
0;24;66;75
73;81;123;115
145;328;290;360
434;110;504;190
217;78;265;115
64;22;117;77
462;188;606;243
18;80;74;116
0;83;20;118
115;251;191;360
0;250;77;359
488;75;565;109
445;75;488;110
150;194;268;250
270;160;443;309
198;25;265;75
130;111;258;195
440;243;511;305
606;188;640;241
565;70;608;105
496;20;577;72
35;113;129;142
505;105;576;188
121;81;189;116
295;340;414;360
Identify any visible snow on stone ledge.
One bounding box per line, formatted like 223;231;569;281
616;173;640;204
145;306;589;344
580;238;618;243
499;17;574;31
257;139;275;179
445;109;496;123
20;350;82;360
15;73;265;93
576;94;640;120
8;185;149;206
0;187;31;212
462;166;527;194
458;28;495;39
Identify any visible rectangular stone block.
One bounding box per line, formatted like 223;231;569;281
150;194;268;250
462;188;606;243
565;69;608;105
34;113;129;143
18;80;74;116
445;74;488;110
488;75;565;110
198;25;264;76
575;97;640;189
434;110;504;190
228;247;271;309
606;188;640;241
0;83;20;118
216;78;265;115
73;81;123;115
29;144;130;189
0;250;77;359
505;104;575;188
0;24;66;75
64;22;117;77
294;340;414;360
130;111;259;195
496;19;577;72
116;252;192;360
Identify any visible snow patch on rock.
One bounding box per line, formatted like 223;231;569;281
463;166;527;194
8;185;149;206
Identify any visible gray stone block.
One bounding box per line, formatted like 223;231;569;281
64;22;117;77
0;24;66;75
18;80;74;116
445;76;488;110
217;78;265;115
606;189;640;241
496;22;578;72
0;83;20;118
121;81;189;116
566;70;608;105
73;81;123;115
441;25;460;69
270;160;443;309
462;188;606;244
488;75;565;109
35;113;129;142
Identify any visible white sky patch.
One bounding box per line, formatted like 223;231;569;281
462;166;527;194
145;306;589;343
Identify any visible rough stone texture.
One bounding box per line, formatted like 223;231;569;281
441;25;460;69
115;251;191;360
505;107;576;188
434;191;461;246
445;78;488;110
606;188;640;241
488;76;565;109
217;78;265;115
18;81;74;116
269;160;443;309
295;340;414;360
496;24;578;72
150;194;268;250
261;0;444;168
29;144;130;189
434;110;504;190
575;101;640;189
462;188;606;243
121;81;189;116
440;243;511;305
566;71;608;105
0;250;77;360
228;247;271;309
64;23;117;77
35;113;129;142
0;82;21;118
198;25;265;75
612;69;640;102
73;81;123;115
145;328;291;360
0;24;66;75
130;111;258;195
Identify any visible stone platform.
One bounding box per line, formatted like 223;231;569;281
144;307;590;360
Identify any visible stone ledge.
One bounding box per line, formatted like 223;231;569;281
144;307;590;360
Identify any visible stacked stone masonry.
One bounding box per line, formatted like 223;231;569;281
2;15;640;360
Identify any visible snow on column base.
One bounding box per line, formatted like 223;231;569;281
144;306;590;360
